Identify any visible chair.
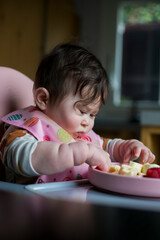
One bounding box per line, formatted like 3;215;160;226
0;66;35;180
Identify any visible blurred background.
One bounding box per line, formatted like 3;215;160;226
0;0;160;160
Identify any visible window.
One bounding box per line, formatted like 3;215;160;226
114;2;160;106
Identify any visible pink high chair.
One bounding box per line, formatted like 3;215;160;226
0;66;34;180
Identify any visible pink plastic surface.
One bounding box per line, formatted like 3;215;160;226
0;66;34;180
88;163;160;197
0;66;34;140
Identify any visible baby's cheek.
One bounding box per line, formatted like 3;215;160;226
91;120;95;128
65;116;80;130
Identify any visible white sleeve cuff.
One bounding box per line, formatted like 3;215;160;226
106;138;122;162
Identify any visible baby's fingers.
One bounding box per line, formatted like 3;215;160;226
97;154;111;172
97;163;110;172
139;149;155;164
123;147;141;163
86;147;111;171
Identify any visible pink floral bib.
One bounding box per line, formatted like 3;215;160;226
2;106;102;183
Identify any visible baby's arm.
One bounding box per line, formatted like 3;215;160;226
1;130;111;177
32;141;111;175
110;139;155;164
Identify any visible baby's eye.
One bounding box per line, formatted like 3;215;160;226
90;113;96;118
80;110;87;115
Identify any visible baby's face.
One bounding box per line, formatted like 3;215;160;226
45;93;101;139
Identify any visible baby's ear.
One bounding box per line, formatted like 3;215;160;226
33;87;50;111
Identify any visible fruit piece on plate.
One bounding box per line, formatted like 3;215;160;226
119;164;138;176
129;161;143;174
141;163;160;174
146;168;160;178
109;165;121;174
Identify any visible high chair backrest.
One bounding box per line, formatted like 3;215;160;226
0;66;34;180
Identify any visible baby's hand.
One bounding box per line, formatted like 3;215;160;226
85;144;111;171
122;139;155;164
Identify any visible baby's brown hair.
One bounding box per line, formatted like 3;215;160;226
34;43;109;105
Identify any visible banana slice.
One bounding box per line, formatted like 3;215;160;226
119;164;138;176
129;161;143;175
109;165;121;174
141;163;160;174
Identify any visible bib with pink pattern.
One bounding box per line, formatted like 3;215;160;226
2;106;102;183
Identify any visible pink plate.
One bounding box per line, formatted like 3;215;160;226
88;163;160;197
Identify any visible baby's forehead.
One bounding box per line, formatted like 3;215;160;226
62;91;102;109
76;97;101;109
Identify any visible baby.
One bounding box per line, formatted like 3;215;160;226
0;43;155;184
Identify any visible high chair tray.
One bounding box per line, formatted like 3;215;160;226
25;178;160;212
25;179;92;202
88;165;160;197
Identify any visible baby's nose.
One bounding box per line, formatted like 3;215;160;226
81;118;89;127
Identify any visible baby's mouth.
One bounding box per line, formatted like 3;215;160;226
75;132;92;142
73;132;85;140
76;132;86;137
